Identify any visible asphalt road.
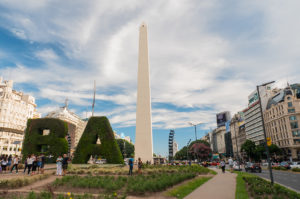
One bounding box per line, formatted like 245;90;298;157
252;169;300;192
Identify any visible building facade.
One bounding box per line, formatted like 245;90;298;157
264;84;300;160
0;78;40;156
230;116;246;159
243;86;278;144
210;126;226;155
173;141;178;157
45;103;87;155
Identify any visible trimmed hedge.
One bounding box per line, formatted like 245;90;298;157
22;118;69;161
72;116;123;164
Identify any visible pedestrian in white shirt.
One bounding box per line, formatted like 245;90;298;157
27;155;34;175
10;155;19;173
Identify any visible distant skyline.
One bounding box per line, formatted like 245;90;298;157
1;0;300;156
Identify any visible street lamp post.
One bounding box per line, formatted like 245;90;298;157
232;115;241;171
188;122;202;141
257;80;275;185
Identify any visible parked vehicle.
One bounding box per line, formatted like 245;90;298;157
95;159;107;164
280;162;291;169
233;164;242;171
245;162;262;173
290;162;300;169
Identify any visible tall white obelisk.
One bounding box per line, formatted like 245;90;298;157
135;23;153;163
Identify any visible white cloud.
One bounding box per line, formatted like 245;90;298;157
0;0;300;131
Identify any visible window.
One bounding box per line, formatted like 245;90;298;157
288;102;293;107
288;109;295;113
292;130;300;137
290;122;299;129
290;116;297;121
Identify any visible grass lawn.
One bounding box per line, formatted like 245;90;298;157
166;176;212;199
235;172;249;199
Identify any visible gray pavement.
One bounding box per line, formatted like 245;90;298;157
252;169;300;193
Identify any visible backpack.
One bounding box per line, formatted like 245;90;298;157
129;159;133;165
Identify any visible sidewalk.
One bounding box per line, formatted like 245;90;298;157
184;168;237;199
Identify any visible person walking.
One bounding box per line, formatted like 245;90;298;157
27;155;33;175
7;155;12;171
137;158;143;174
37;156;41;174
1;157;7;173
228;157;233;172
31;155;37;175
23;155;29;173
56;155;63;176
10;155;19;173
128;157;134;176
220;160;226;173
40;154;46;174
62;154;69;176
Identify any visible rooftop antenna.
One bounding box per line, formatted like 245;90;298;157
92;80;96;116
64;98;69;109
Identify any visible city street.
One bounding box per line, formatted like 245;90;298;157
252;169;300;193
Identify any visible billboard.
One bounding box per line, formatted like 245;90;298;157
216;111;231;128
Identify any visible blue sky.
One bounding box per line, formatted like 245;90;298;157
1;0;300;157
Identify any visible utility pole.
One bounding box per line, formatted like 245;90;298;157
257;81;275;185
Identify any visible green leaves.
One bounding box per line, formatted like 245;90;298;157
72;117;123;164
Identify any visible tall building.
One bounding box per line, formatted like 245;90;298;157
0;78;40;156
264;84;300;160
243;86;278;144
210;126;226;155
230;113;246;158
45;102;87;155
173;141;178;157
224;120;233;157
135;23;153;163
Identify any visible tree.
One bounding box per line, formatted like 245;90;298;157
116;139;134;158
269;144;282;156
241;140;257;161
189;143;212;161
174;146;188;160
189;140;210;147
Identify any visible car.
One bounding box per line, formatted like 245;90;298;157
290;162;300;169
245;162;262;173
280;162;291;169
233;164;242;171
95;159;107;164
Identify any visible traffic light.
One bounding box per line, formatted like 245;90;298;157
267;137;272;146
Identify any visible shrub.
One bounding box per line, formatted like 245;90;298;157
22;118;68;162
292;168;300;172
72;117;123;164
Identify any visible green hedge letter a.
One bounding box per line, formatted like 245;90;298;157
72;116;124;164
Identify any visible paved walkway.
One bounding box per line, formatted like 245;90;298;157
185;168;237;199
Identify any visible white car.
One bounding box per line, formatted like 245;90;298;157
95;159;107;164
290;162;300;169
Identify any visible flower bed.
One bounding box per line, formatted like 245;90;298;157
242;174;300;199
52;165;211;195
0;173;51;189
292;168;300;172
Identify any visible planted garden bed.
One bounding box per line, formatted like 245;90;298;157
235;171;300;199
52;165;211;195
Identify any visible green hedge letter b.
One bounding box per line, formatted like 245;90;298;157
22;118;69;161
